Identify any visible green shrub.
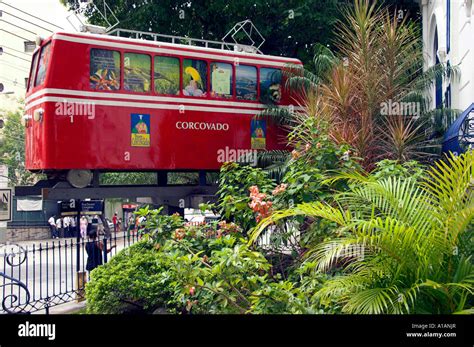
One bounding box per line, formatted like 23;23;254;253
86;242;173;314
217;162;275;232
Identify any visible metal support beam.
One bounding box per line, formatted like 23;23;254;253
29;182;217;209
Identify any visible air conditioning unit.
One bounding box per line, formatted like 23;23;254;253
233;44;258;54
79;24;107;34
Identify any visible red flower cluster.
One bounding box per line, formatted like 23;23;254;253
218;221;240;234
174;228;186;240
249;186;273;222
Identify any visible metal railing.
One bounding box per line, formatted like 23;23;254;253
107;28;262;54
0;229;140;314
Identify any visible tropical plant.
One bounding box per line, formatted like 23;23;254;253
217;162;275;232
261;0;459;170
251;151;474;314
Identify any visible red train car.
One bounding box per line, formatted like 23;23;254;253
24;31;302;187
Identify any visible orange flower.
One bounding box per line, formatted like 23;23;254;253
291;150;301;159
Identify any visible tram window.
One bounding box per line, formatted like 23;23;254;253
34;43;51;87
124;53;151;93
210;62;233;99
90;49;121;91
182;59;207;97
260;68;282;103
236;65;257;101
28;51;39;90
154;56;179;95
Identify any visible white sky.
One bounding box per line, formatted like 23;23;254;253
0;0;78;110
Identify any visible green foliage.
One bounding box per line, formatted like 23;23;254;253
60;0;346;68
86;214;318;314
371;159;425;181
135;206;185;245
100;172;157;185
217;162;275;232
86;241;172;314
0;108;44;186
252;152;474;314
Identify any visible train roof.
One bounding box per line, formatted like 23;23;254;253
42;31;302;66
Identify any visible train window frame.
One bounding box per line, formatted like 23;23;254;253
259;67;283;104
89;47;122;92
123;52;152;94
182;58;208;98
28;50;40;91
154;55;181;96
210;61;234;100
34;42;52;87
235;64;258;102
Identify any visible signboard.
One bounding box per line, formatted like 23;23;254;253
60;199;80;216
251;119;267;150
122;203;138;210
0;188;12;222
131;113;151;147
80;200;104;215
212;67;231;95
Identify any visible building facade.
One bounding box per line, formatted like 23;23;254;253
421;0;473;112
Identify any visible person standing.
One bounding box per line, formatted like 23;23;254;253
70;216;77;237
112;212;118;233
63;216;70;237
80;216;88;239
85;227;116;276
56;216;64;238
117;217;122;232
48;215;58;239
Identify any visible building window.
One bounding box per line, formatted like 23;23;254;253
236;65;257;101
90;48;121;91
210;62;233;99
124;53;151;93
260;67;282;103
34;42;51;87
154;56;179;95
182;59;207;97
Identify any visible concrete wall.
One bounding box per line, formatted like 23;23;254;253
6;226;50;242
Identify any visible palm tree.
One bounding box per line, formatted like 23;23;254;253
260;0;459;171
250;151;474;314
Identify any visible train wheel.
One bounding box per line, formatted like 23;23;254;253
66;170;93;188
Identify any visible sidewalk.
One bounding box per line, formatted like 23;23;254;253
32;300;87;315
6;231;130;247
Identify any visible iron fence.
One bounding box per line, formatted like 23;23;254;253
0;229;141;314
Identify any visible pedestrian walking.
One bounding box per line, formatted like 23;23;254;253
117;217;122;232
127;215;134;240
112;212;118;232
85;227;116;276
48;215;58;239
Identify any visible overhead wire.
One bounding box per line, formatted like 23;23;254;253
1;1;64;30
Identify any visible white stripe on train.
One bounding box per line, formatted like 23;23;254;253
25;88;268;109
26;96;271;114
